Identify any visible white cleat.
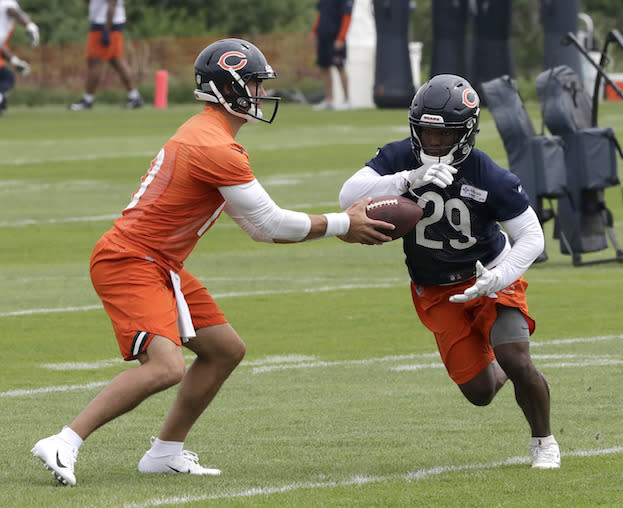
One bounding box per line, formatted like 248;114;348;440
32;435;78;486
312;99;334;111
530;435;561;469
138;449;222;476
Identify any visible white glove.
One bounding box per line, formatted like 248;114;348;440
405;162;457;190
449;261;505;303
10;55;30;75
26;22;39;47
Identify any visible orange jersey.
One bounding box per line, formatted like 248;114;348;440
110;106;255;272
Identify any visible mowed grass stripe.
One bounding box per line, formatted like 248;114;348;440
3;336;620;397
125;447;623;508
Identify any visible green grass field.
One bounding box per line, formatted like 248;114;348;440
1;102;623;507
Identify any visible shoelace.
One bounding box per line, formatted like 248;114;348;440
57;441;78;468
182;450;200;464
181;450;207;473
532;443;559;461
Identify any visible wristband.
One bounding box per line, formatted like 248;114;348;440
323;212;350;238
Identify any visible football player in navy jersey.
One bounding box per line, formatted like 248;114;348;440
339;74;561;469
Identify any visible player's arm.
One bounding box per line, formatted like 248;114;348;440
1;43;30;75
7;5;39;46
99;0;117;46
335;12;352;49
105;0;117;28
450;206;545;303
339;163;457;210
220;179;392;245
339;166;411;209
495;205;545;280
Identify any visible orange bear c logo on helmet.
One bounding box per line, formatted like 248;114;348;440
462;88;479;108
217;51;248;71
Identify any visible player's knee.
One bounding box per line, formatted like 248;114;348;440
496;349;534;382
466;389;496;406
457;362;500;406
505;362;542;388
224;336;246;369
151;356;186;390
459;384;496;406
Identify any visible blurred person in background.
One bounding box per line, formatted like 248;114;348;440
69;0;142;110
0;0;39;115
310;0;353;111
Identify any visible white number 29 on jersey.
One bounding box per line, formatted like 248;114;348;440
414;191;476;250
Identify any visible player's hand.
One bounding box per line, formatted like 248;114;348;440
26;22;40;47
10;55;30;75
449;261;504;303
340;198;394;245
101;28;110;47
406;162;457;190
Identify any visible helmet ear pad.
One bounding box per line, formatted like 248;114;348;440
236;97;251;109
221;81;252;112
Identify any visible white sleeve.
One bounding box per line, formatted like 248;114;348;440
495;206;545;287
339;166;410;210
220;179;311;243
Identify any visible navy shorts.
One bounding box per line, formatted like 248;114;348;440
317;36;347;68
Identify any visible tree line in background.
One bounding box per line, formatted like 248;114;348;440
13;0;623;82
16;0;316;45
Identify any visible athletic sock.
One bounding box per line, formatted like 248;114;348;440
128;89;140;100
83;94;94;104
149;438;184;458
530;435;556;446
58;425;84;449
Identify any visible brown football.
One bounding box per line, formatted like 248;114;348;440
365;195;424;240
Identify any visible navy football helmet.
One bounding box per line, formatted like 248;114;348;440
193;38;280;124
408;74;480;166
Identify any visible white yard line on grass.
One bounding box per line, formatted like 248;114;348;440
122;446;623;507
1;151;156;165
0;214;119;227
2;338;621;397
0;281;406;317
0;304;103;317
0;381;108;398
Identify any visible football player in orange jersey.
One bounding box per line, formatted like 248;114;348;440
32;38;393;486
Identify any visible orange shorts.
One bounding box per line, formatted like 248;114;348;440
90;233;227;361
86;29;124;61
410;277;535;385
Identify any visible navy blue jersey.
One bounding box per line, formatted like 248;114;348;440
366;138;530;286
316;0;353;38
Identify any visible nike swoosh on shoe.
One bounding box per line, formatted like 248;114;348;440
56;451;67;469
